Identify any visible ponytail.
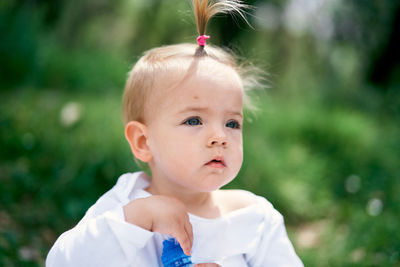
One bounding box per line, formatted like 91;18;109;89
192;0;250;55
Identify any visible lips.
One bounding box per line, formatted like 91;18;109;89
205;157;226;168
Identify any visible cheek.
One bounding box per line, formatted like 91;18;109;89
231;135;243;167
150;129;198;166
236;145;244;167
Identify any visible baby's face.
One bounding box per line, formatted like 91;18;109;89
145;58;244;193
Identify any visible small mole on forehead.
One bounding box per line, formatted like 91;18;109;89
193;96;199;99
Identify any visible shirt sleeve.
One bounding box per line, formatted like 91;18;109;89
246;200;304;267
46;197;154;266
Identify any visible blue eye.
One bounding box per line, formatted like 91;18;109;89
226;120;241;129
183;117;202;126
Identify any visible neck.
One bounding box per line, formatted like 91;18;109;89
146;180;212;210
144;171;219;216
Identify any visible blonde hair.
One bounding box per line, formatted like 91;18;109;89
122;0;260;125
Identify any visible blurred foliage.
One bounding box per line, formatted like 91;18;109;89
1;0;399;266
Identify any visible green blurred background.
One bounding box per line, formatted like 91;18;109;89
1;0;399;266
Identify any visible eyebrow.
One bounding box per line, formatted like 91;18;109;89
177;106;243;118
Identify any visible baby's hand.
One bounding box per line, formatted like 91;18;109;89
123;195;193;256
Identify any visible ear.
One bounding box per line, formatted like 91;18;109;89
125;121;152;163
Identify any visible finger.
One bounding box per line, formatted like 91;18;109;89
184;221;193;251
173;227;191;256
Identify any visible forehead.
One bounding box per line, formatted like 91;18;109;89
146;58;243;117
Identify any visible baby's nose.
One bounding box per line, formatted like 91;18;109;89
207;136;227;147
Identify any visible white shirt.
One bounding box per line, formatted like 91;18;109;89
46;172;303;267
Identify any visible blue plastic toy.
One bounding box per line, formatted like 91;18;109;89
161;238;193;267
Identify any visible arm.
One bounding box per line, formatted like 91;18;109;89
46;193;194;266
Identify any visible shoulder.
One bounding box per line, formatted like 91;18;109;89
84;172;147;218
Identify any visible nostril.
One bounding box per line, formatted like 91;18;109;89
208;138;227;147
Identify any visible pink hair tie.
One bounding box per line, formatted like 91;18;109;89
197;35;210;46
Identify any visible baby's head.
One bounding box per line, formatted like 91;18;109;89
123;0;257;192
123;43;245;123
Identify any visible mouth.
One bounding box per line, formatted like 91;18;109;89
205;157;226;168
